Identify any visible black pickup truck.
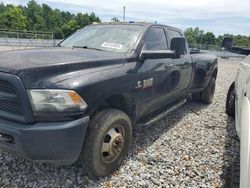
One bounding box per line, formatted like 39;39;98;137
0;23;217;176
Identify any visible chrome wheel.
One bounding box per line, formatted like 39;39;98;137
101;125;125;163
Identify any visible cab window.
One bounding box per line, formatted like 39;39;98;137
167;29;182;39
144;28;168;50
167;29;187;54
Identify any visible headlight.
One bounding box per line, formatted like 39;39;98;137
27;89;87;116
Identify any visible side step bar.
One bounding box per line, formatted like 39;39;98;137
137;99;187;127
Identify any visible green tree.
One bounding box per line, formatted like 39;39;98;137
184;27;206;44
185;27;220;46
61;24;72;38
111;17;119;22
75;13;90;28
202;32;216;45
233;35;250;47
67;19;77;30
26;0;43;30
41;4;53;31
1;0;249;43
61;11;74;23
52;9;63;28
0;2;6;13
0;0;103;38
53;26;63;39
184;27;197;44
193;27;204;44
0;6;27;30
89;12;101;23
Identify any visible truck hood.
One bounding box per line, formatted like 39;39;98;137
0;48;127;88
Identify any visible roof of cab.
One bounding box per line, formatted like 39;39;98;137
90;22;183;33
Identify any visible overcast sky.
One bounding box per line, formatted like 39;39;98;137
1;0;250;36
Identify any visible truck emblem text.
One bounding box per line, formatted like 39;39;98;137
136;78;153;89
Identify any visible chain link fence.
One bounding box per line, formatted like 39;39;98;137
188;43;222;51
188;43;246;58
0;28;62;49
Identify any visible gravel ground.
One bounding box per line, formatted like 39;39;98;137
0;58;242;187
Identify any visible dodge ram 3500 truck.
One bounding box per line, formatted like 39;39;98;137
0;23;217;176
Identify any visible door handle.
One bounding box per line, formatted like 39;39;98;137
164;64;173;69
182;62;190;68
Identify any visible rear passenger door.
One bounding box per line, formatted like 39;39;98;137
166;29;192;94
139;27;174;116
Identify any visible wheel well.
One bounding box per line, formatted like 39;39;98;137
212;68;218;79
96;94;136;123
194;69;206;84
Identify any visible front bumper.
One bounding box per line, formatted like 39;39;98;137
0;116;89;165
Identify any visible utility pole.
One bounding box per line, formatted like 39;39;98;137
123;6;126;22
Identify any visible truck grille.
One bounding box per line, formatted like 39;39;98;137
0;99;22;115
0;80;16;94
0;72;34;123
0;79;23;117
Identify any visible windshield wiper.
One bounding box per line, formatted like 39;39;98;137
72;45;103;51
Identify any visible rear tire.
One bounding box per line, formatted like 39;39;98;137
80;109;132;177
192;77;216;104
226;82;236;117
192;92;201;101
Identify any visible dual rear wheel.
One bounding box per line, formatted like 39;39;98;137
192;77;216;104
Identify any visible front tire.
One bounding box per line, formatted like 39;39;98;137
229;155;240;188
80;109;132;177
226;82;236;117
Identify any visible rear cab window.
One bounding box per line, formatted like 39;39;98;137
166;29;187;54
143;27;169;50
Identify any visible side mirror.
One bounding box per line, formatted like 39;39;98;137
140;50;175;61
170;37;186;57
221;37;233;50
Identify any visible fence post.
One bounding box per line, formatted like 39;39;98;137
52;31;55;47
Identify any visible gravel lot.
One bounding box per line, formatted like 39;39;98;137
0;58;242;187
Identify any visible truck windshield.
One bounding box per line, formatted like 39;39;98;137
60;24;144;53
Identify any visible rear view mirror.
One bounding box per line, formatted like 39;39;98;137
170;37;186;57
140;50;175;61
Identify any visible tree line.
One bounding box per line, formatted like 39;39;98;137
0;0;101;39
184;27;250;48
0;0;249;47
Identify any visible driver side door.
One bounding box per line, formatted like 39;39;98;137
138;27;175;117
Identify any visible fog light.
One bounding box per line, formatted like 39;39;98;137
0;133;14;143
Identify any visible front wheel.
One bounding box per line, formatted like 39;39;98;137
226;82;236;117
80;109;132;177
226;155;240;188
